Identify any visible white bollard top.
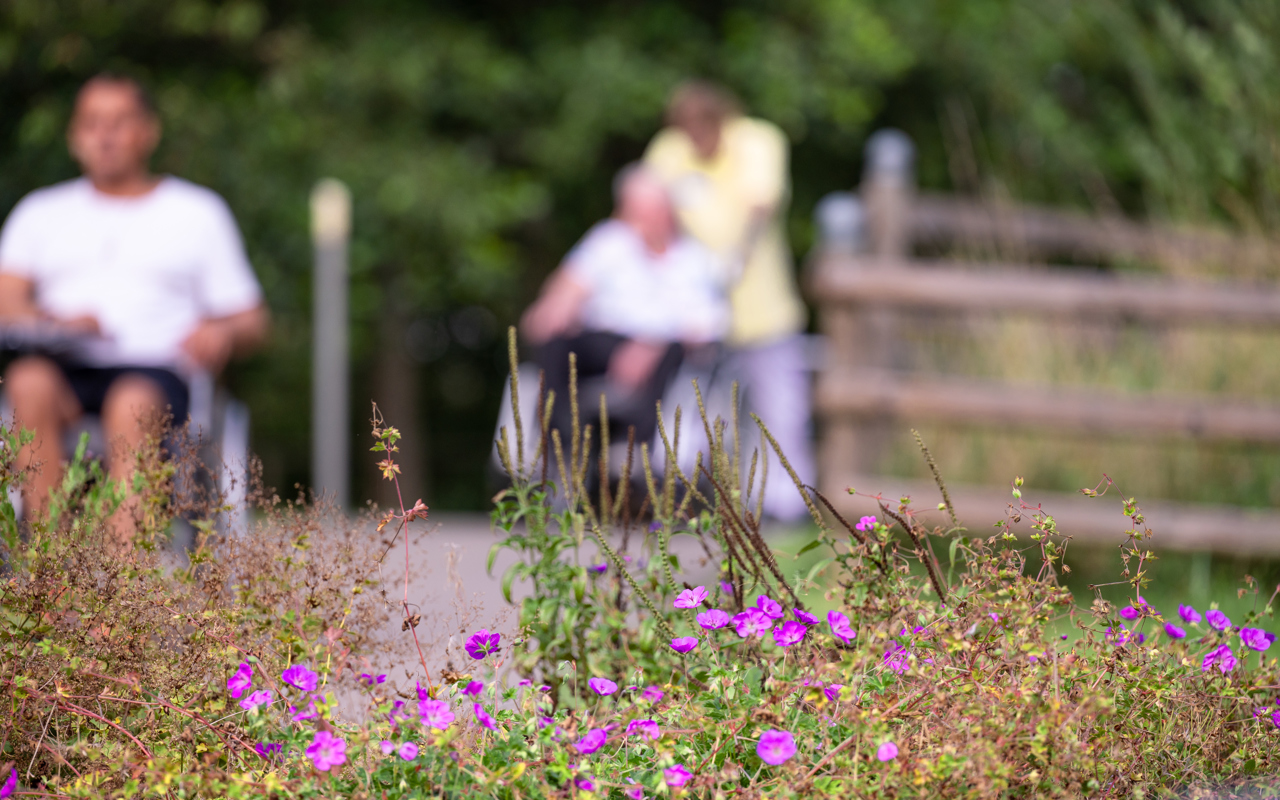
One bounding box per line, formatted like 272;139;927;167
310;178;351;245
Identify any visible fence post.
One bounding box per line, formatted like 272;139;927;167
311;179;351;509
863;128;915;260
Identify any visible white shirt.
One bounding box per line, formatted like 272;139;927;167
565;220;728;343
0;177;263;368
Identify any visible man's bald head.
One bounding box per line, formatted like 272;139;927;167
613;164;676;253
666;80;740;161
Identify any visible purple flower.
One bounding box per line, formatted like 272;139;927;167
358;672;386;687
674;586;708;609
1165;623;1186;640
664;764;693;788
697;609;731;630
473;703;498;731
1179;605;1203;625
227;662;252;699
1202;643;1237;674
827;610;856;644
772;621;807;647
282;665;318;692
254;742;283;759
1105;626;1132;646
419;698;455;730
518;679;532;687
1119;605;1140;621
626;719;661;740
539;685;552;692
756;729;797;765
733;609;773;638
649;521;662;533
575;728;608;754
537;715;555;730
1241;627;1275;652
388;699;409;727
398;741;419;761
794;609;819;625
575;776;597;792
884;643;909;675
380;740;396;755
290;700;319;722
1207;609;1231;632
1136;633;1147;645
625;785;645;800
641;686;664;702
305;730;347;772
0;768;14;800
588;677;618;696
876;741;899;761
719;580;733;594
463;680;484;697
239;689;273;712
670;637;699;654
465;629;501;660
824;684;844;702
755;595;784;620
855;515;877;532
589;563;608;574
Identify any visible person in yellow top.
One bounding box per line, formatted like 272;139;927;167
644;80;813;521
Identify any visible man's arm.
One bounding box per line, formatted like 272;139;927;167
182;304;270;375
520;268;590;346
0;274;38;321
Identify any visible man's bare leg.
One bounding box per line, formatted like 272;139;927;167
101;374;167;548
6;357;81;517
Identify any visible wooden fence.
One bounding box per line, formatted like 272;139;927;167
810;130;1280;555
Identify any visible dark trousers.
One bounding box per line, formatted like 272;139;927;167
536;331;683;448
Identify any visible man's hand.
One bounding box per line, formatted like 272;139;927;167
608;339;666;392
181;319;235;374
58;314;102;336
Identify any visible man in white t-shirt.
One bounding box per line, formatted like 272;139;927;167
0;73;268;534
520;164;727;445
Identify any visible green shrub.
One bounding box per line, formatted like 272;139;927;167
3;336;1279;798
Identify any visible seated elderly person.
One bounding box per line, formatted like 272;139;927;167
521;164;727;446
0;73;268;541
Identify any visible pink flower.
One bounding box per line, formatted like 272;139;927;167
1202;644;1237;674
1;768;16;799
674;586;708;609
255;742;283;759
575;776;597;792
465;629;501;659
418;698;455;730
379;740;396;755
824;684;844;702
358;672;386;687
1179;605;1202;624
793;609;819;625
670;637;699;654
575;728;608;754
282;665;318;692
755;595;784;619
473;703;498;730
463;680;484;697
1206;609;1231;632
641;686;664;702
626;719;661;740
290;699;319;722
1165;623;1186;639
697;609;731;630
827;610;856;644
733;609;772;638
855;515;876;532
588;677;618;696
664;764;693;787
398;741;418;760
1119;605;1140;621
876;741;898;761
772;621;807;647
1241;627;1275;652
756;729;796;765
624;785;644;800
305;730;347;772
227;662;252;699
239;689;272;711
884;643;909;674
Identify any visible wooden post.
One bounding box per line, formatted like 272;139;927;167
311;179;351;509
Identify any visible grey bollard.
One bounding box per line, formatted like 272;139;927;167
311;179;352;510
862;129;916;260
814;191;866;255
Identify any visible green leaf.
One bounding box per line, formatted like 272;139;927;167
796;537;823;557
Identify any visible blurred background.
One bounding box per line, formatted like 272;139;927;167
4;0;1280;520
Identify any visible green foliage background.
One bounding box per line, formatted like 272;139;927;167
2;0;1275;508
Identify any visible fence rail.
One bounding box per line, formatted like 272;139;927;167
811;129;1280;553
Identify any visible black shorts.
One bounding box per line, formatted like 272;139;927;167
56;363;190;426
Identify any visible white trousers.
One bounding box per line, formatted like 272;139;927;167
727;334;816;522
